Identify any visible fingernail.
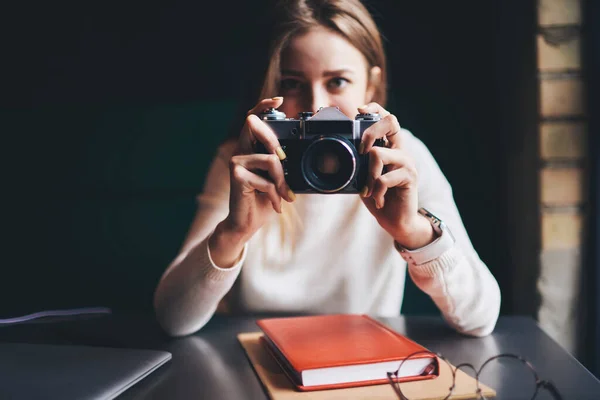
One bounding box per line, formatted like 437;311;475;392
287;189;296;202
375;198;381;209
276;147;287;160
272;96;283;101
358;142;365;154
360;186;368;198
359;104;368;110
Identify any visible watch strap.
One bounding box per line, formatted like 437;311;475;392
395;208;456;266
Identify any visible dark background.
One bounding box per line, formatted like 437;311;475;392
0;1;540;327
583;0;600;378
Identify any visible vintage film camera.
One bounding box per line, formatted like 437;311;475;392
256;106;384;194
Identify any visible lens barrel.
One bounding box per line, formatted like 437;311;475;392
301;136;358;193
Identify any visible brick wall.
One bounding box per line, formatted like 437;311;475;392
537;0;587;353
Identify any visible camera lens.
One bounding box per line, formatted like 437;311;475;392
301;136;358;193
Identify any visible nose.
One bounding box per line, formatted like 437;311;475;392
307;85;331;113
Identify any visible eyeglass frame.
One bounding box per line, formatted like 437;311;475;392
385;350;563;400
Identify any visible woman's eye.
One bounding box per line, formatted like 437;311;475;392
280;79;301;91
328;77;349;90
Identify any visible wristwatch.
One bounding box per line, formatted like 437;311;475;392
395;207;456;266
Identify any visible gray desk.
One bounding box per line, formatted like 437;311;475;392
0;314;599;399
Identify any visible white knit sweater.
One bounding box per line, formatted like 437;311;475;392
154;129;501;337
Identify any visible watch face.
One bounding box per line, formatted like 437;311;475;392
418;207;443;235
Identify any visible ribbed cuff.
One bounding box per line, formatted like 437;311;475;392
407;245;463;278
188;234;247;281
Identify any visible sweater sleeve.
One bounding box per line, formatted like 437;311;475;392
153;141;247;337
402;130;501;337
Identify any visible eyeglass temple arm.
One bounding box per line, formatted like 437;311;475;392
540;380;562;400
387;373;409;400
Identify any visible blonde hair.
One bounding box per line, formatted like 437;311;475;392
257;0;389;262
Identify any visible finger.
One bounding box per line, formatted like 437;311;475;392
231;154;295;202
371;168;414;209
247;97;284;117
239;114;287;160
359;113;401;154
239;97;286;156
357;102;391;118
231;164;282;213
363;147;413;198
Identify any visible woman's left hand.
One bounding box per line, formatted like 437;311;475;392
357;103;436;250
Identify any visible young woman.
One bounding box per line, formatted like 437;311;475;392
154;0;501;337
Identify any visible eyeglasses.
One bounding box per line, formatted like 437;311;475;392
386;350;563;399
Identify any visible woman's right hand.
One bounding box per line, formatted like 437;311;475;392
209;97;295;268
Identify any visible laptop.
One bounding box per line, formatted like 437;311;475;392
0;342;172;400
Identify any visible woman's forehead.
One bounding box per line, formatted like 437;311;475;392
280;27;368;75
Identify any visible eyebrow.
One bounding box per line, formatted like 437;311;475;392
280;68;355;78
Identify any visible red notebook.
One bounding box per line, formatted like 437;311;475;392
256;314;438;391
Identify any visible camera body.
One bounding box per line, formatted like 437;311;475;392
256;106;384;194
